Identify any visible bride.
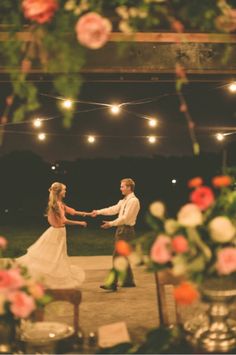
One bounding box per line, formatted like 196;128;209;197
17;182;87;289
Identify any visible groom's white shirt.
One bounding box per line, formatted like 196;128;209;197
96;192;140;227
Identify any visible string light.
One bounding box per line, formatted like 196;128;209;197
87;135;95;143
51;165;56;170
148;136;157;144
38;133;46;141
110;104;121;114
62;99;73;109
216;133;225;141
172;179;177;184
228;82;236;93
33;118;42;128
148;118;158;127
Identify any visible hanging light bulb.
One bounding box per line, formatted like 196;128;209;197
62;99;73;109
110;104;121;114
38;133;46;141
148;119;158;127
228;82;236;93
33;118;42;128
216;133;225;141
148;136;157;144
87;135;95;143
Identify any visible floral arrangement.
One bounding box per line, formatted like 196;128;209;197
0;0;236;134
0;236;50;320
111;174;236;304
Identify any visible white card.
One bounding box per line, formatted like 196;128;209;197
98;322;131;348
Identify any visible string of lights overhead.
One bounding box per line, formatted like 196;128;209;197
1;82;236;146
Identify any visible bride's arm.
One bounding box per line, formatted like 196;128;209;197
65;218;87;227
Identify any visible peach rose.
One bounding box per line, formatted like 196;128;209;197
216;248;236;275
28;283;44;299
212;175;232;188
208;216;235;243
9;291;36;318
174;282;200;305
150;235;172;264
172;235;189;254
22;0;58;24
75;12;112;49
188;177;203;189
0;236;7;249
115;240;132;256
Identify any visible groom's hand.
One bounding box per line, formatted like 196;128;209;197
101;221;111;229
91;210;98;217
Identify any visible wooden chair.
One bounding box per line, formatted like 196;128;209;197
33;288;82;335
155;270;183;326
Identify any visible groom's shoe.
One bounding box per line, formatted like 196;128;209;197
122;282;136;288
100;284;117;292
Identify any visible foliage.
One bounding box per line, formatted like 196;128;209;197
0;236;51;321
0;0;235;130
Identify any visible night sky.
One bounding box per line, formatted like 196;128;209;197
1;79;236;162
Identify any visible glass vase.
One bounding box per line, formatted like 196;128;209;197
0;315;17;354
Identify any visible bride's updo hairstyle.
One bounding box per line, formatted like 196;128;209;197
47;182;66;217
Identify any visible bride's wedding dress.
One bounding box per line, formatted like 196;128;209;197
17;203;85;289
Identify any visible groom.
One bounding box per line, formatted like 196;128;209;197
91;178;140;291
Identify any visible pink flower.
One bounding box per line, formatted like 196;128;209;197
150;235;172;264
171;20;184;33
216;248;236;275
0;236;7;249
8;291;35;318
21;59;32;73
172;235;189;253
190;186;215;211
0;269;24;291
22;0;58;24
75;12;112;49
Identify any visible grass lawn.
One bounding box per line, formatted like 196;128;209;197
0;223;146;258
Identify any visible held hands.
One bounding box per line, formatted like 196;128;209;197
79;211;97;217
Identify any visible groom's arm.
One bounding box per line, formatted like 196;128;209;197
95;201;122;216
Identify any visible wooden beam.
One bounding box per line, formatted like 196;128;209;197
0;31;236;43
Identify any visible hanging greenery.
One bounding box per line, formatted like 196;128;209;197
0;0;235;130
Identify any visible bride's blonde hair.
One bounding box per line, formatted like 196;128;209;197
47;182;66;217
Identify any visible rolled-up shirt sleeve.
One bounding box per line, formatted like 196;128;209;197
109;198;140;227
96;201;122;216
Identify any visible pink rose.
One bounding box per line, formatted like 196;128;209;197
0;269;24;291
172;235;189;253
150;235;172;264
8;291;35;318
0;236;7;249
75;12;112;49
216;248;236;275
22;0;58;24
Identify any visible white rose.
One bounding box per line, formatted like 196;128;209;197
208;216;236;243
128;252;141;266
114;256;128;272
177;203;203;227
149;201;165;219
164;219;179;235
172;256;187;276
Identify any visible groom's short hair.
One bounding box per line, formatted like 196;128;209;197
121;178;135;191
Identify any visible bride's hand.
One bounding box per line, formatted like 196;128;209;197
80;221;87;227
